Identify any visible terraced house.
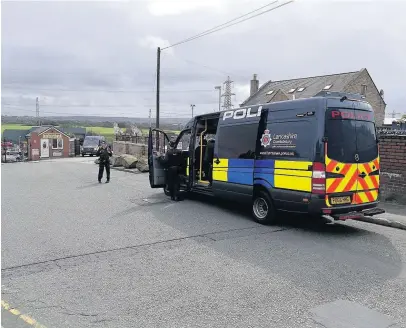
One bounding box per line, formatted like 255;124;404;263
242;68;386;126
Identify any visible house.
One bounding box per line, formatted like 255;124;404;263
241;68;386;126
26;126;72;160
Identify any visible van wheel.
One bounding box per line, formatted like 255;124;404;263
252;191;277;225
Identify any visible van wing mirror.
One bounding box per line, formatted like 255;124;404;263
214;154;220;165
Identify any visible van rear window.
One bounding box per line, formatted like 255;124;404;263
326;108;377;163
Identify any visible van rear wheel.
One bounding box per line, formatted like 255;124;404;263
252;191;277;225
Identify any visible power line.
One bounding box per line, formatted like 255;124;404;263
171;55;248;80
162;0;279;50
161;0;294;50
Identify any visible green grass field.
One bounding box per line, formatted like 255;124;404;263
1;124;34;133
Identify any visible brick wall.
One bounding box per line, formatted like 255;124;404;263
379;135;406;202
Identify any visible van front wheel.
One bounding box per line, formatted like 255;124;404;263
252;191;277;225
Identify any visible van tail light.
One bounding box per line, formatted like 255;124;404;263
312;162;326;195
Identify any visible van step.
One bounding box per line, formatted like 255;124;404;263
362;208;385;217
332;212;365;221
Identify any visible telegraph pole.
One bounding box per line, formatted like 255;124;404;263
156;47;161;129
215;86;221;111
149;108;152;128
36;97;41;126
191;104;195;118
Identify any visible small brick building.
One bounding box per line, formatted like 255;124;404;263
27;126;71;161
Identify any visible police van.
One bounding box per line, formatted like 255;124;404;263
148;91;385;224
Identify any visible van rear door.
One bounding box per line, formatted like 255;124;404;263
324;108;379;207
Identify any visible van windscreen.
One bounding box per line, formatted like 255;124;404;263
83;137;100;147
325;108;377;163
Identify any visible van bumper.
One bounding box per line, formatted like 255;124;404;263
308;195;383;220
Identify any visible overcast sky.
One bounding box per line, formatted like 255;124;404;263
1;0;405;119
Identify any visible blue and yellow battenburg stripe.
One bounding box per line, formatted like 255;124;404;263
213;158;313;192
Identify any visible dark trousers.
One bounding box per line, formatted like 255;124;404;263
167;166;180;200
98;162;110;181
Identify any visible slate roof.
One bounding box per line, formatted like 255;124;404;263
242;70;362;106
2;129;31;143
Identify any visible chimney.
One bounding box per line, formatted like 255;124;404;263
379;89;384;99
250;74;259;96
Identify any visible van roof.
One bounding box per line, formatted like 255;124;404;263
190;92;371;121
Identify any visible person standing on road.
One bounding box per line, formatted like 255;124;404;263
96;141;112;183
159;141;183;201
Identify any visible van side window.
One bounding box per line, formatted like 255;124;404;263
217;123;257;159
261;121;315;160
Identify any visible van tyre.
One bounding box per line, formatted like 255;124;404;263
252;191;277;225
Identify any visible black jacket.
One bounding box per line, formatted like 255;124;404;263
97;147;112;164
160;148;183;167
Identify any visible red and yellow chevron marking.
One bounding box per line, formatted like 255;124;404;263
324;142;380;206
353;189;379;204
325;157;358;193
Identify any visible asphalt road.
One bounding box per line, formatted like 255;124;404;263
1;158;406;328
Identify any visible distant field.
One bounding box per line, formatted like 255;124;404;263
1;124;34;133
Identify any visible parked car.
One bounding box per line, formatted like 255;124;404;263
1;151;22;163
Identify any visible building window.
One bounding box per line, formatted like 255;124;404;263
361;84;367;96
266;90;274;95
52;138;63;149
288;88;296;93
323;84;333;90
297;87;305;92
217;123;257;159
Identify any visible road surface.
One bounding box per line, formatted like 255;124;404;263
1;158;406;328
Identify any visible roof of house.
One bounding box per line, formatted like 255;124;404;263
61;127;86;135
26;126;70;138
241;68;378;106
2;129;31;143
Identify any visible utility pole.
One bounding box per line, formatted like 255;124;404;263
215;86;221;111
190;104;195;118
149;109;152;128
36;97;40;126
222;76;235;110
156;47;161;129
3;136;6;163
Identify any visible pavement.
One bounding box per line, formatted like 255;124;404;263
1;157;406;328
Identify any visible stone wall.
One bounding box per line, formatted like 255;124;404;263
112;141;147;158
344;68;386;126
379;135;406;202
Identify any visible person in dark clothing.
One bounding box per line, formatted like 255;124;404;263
204;139;215;184
96;141;112;183
160;142;183;201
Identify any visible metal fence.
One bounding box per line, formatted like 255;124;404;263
377;127;406;137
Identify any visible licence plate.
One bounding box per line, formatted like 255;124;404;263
330;196;351;205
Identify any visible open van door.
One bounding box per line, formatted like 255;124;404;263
148;128;170;188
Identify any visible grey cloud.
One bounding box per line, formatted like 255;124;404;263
1;0;406;118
